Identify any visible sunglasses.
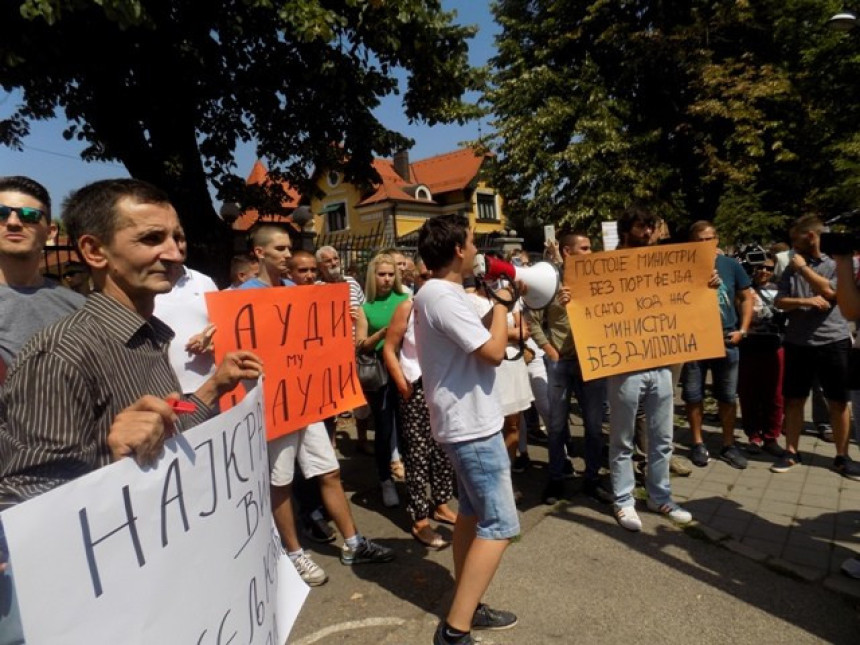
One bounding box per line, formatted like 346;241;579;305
0;205;47;224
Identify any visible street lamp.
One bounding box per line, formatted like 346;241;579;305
828;12;858;32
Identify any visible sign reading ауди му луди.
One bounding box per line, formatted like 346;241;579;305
564;240;725;380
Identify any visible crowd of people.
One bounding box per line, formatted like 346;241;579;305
0;173;859;645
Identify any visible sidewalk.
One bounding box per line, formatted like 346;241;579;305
670;415;860;600
286;411;860;644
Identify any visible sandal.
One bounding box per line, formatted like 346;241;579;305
412;524;449;550
432;510;458;526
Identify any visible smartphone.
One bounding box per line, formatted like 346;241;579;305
544;224;556;245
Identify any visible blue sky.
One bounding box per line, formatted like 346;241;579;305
0;2;498;209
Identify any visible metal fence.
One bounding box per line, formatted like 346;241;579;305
41;244;78;278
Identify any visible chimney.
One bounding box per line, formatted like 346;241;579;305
393;149;410;181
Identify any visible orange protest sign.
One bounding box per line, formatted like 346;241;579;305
205;283;366;440
564;241;725;380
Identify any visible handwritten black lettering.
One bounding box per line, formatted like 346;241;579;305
234;304;257;350
79;486;144;598
160;458;190;547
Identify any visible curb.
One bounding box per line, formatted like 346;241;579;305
683;520;860;605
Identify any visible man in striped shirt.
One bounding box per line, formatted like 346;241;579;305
0;178;262;506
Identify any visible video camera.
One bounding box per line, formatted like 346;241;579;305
820;209;860;257
733;243;769;277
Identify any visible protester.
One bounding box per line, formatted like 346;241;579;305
0;176;85;382
241;236;394;585
737;255;785;455
527;230;612;505
355;252;410;507
413;214;519;645
0;179;263;642
465;277;534;503
682;221;754;469
153;230;219;394
772;215;860;479
316;244;374;455
382;255;458;548
608;204;694;531
240;224;295;288
225;254;259;289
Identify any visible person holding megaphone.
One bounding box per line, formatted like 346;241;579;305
412;214;521;645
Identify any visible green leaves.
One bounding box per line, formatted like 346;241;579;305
487;0;860;245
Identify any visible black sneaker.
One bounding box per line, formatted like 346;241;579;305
762;439;785;458
834;455;860;481
542;479;565;505
340;537;395;565
563;458;575;479
303;516;336;544
720;444;748;469
691;442;709;467
433;622;474;645
471;604;518;631
527;426;549;445
770;451;802;473
583;479;613;505
511;453;531;473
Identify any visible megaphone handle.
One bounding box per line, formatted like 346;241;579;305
484;277;518;310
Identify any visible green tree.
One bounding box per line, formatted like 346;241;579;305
1;0;481;275
487;0;860;246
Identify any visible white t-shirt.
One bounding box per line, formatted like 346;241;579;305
154;266;219;393
414;279;502;444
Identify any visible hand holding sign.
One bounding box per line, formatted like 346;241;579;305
106;395;178;465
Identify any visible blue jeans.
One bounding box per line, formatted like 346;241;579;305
544;357;606;482
681;345;740;403
442;432;520;540
608;367;674;508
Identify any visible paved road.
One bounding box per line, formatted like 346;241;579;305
284;420;860;644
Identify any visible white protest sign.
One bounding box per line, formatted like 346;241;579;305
1;384;308;644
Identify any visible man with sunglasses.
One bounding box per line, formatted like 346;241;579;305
0;176;85;383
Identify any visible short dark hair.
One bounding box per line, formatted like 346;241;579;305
558;230;589;250
417;214;468;271
249;223;290;249
617;203;658;240
62;178;171;246
0;175;51;219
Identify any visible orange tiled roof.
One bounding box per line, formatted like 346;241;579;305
232;160;302;231
357;147;489;207
412;148;489;194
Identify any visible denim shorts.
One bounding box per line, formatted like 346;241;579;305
681;345;740;404
442;432;520;540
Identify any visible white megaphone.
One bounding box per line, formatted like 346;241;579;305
473;254;560;309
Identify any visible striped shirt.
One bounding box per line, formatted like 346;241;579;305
317;276;365;308
0;292;212;506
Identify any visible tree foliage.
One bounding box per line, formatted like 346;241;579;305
487;0;860;245
1;0;481;272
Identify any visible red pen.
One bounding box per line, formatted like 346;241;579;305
168;399;197;414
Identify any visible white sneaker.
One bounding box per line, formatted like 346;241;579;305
614;505;642;532
647;499;693;525
292;552;328;586
381;479;399;507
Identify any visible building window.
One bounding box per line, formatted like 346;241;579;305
476;193;498;221
327;171;340;187
322;202;347;232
